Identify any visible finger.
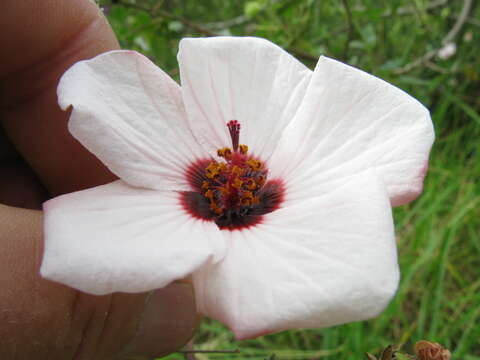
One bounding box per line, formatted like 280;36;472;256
0;204;199;359
0;126;48;209
0;1;200;357
0;0;118;196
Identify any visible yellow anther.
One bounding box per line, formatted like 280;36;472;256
204;189;214;200
210;201;224;215
247;159;263;171
239;144;248;154
217;147;232;159
240;198;251;206
219;186;229;195
257;175;266;186
218;162;227;172
203;141;269;216
232;178;243;189
245;179;257;190
243;191;254;200
205;162;220;178
231;165;244;176
206;162;219;172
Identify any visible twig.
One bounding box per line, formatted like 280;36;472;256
449;15;480;27
155;9;217;36
113;0;320;65
443;0;472;44
394;0;472;74
204;15;249;30
463;16;480;27
116;0;218;36
394;0;449;15
178;339;239;357
179;349;240;354
203;0;448;31
424;60;450;73
203;0;283;30
354;0;450;17
181;339;196;360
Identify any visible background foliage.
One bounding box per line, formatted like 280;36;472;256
98;0;479;359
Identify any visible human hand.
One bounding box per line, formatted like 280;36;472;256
0;1;198;359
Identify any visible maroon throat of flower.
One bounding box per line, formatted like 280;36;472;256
181;120;284;231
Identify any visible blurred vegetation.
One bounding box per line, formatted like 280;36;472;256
97;0;479;359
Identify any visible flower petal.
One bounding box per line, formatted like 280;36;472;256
177;37;312;160
41;181;225;295
58;50;202;191
193;172;398;339
269;56;434;206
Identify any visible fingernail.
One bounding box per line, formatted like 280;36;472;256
124;282;200;359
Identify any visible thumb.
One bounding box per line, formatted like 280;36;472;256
122;283;200;359
0;204;199;359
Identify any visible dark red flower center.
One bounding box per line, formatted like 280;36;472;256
180;120;284;231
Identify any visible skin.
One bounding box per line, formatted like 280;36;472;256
0;1;198;359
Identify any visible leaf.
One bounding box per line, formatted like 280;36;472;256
244;1;262;18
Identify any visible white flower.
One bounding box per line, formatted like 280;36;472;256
437;42;456;60
40;37;434;339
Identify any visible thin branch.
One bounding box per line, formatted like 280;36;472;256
116;0;218;36
357;0;450;17
204;15;249;30
424;60;450;73
443;0;471;44
394;0;472;74
395;0;449;15
178;339;239;357
181;339;196;360
113;0;320;65
179;349;240;354
203;0;283;30
325;0;450;37
155;9;217;36
464;16;480;27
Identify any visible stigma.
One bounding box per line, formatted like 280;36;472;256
181;120;284;230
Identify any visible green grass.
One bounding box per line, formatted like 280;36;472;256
100;0;480;358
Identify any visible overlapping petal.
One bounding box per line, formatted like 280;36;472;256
41;181;225;295
58;50;202;191
178;37;312;160
193;172;399;339
269;56;434;206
